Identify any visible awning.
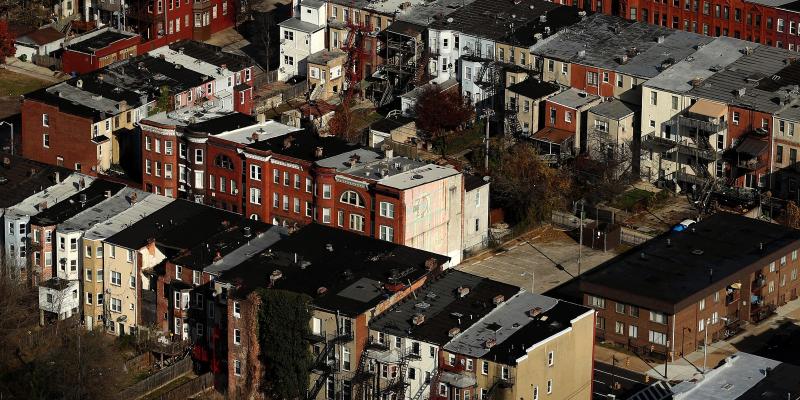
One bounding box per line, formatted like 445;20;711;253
688;99;726;118
734;137;768;155
439;371;477;388
729;282;742;290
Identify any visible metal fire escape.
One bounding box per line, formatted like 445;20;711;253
372;29;423;108
474;61;502;112
340;17;369;106
375;349;415;400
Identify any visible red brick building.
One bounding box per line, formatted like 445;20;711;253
129;0;237;52
580;213;800;361
61;28;141;75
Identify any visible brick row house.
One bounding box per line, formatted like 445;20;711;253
580;213;800;361
126;0;237;51
141;110;488;265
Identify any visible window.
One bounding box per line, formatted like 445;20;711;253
547;380;553;394
342;347;351;371
587;71;598;85
234;329;241;345
561;63;568;75
379;202;395;218
376;225;393;242
589;296;605;308
322;184;332;199
501;366;509;380
273;169;279;183
193;270;201;285
250;188;261;204
616;303;625;313
349;214;365;232
615;321;625;334
233;301;241;318
165;141;172;155
649;330;667;345
733;112;740;125
629;325;638;338
250;165;262;180
340;191;365;207
533;386;539;400
111;271;122;286
616;74;623;87
126;249;133;262
699;298;706;311
779;18;785;32
547;350;554;366
283;171;289;186
481;361;489;375
42;113;49;126
293;174;300;189
305;178;312;192
111;298;122;313
547;59;555;72
650;91;658;105
42;133;49;148
194;149;203;164
322;208;331;223
565;111;572;123
596;316;606;330
649;311;667;324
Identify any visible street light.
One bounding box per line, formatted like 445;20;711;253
703;316;729;373
520;271;534;293
0;121;14;155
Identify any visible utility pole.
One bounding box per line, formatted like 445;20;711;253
703;318;708;374
578;201;584;275
484;110;493;172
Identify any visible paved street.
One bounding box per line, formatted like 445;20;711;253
593;361;649;400
457;227;621;297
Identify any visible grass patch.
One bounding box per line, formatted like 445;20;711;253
0;70;50;97
435;122;485;156
611;188;673;212
351;108;383;132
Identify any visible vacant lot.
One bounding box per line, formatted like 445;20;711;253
0;69;50;97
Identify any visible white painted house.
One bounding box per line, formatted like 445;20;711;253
277;0;327;81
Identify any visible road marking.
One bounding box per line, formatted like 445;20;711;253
593;369;642;384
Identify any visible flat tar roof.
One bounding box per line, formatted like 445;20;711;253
580;213;800;313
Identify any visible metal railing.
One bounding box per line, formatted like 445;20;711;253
119;357;193;400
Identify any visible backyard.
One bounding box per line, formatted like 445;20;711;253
0;69;50;97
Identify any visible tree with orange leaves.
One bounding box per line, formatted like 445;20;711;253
0;19;15;63
414;84;474;156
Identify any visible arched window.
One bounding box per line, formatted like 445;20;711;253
340;190;365;207
215;155;234;170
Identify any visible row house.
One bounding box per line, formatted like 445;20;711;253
155;221;285;374
278;0;328;81
61;28;141;75
533;14;712;108
148;40;257;114
504;79;561;136
217;223;450;399
101;199;249;335
439;292;594;400
639;37;750;185
428;0;583;116
32;182;139;322
21;49;219;175
141;109;487;265
81;194;174;329
537;88;602;157
0;155;72;274
127;0;236;49
366;270;521;400
684;44;793;193
580;212;800;360
3;174;92;280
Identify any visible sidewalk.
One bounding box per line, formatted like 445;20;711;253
595;296;800;382
2;58;67;83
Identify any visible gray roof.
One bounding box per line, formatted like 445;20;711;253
534;14;711;79
278;17;324;33
82;195;173;241
443;292;558;358
5;174;94;220
307;49;346;65
589;100;634;120
377;163;459;190
300;0;326;9
548;88;600;109
688;46;796;113
316;148;384;172
645;37;753;93
59;187;151;234
328;0;480;25
669;352;781;399
204;226;288;275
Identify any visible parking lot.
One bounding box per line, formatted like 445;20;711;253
457;227;622;296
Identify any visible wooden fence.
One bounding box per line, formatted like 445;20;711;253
156;372;214;400
120;356;193;400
